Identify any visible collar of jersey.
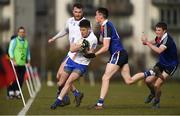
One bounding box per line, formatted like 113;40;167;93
102;19;108;26
160;32;167;43
17;36;25;41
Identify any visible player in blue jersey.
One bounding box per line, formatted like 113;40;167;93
84;7;134;109
48;3;85;106
139;22;179;108
50;19;97;110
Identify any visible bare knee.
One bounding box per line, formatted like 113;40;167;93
102;74;110;82
125;78;134;85
154;83;161;90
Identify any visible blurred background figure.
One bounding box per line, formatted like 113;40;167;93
0;47;15;89
7;26;31;99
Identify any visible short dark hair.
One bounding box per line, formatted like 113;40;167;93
155;22;167;30
79;19;91;28
97;7;109;19
18;26;25;32
73;3;83;9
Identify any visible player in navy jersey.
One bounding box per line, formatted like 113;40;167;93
84;7;134;109
139;22;179;108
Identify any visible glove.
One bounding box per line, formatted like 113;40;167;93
83;53;96;58
79;39;90;53
81;39;89;48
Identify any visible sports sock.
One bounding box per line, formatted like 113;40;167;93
73;89;80;97
63;94;69;101
154;98;160;103
144;70;155;78
97;98;104;106
55;98;62;105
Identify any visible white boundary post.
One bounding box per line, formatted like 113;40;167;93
29;66;38;92
25;79;33;98
25;65;35;97
34;67;41;90
10;60;26;107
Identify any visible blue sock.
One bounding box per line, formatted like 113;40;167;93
98;98;104;104
55;98;62;105
144;70;155;78
63;94;69;101
73;90;80;97
154;98;160;103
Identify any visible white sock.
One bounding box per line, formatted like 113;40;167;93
9;91;14;96
58;96;62;100
15;90;20;96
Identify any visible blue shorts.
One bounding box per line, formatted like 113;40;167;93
64;58;88;76
154;62;178;76
108;50;128;67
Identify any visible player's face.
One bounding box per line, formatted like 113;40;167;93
18;29;26;38
80;27;89;38
155;27;166;38
95;11;103;24
73;7;83;21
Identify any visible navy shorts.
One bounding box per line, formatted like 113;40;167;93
64;58;88;76
108;50;128;67
154;62;178;76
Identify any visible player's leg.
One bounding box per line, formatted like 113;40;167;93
120;63;133;84
50;71;70;109
59;72;82;107
152;71;169;108
70;84;84;106
95;63;119;109
144;76;156;103
143;63;162;104
56;57;68;99
56;57;82;104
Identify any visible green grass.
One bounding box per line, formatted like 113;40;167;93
1;81;180;115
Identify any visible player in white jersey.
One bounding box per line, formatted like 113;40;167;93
48;3;84;106
50;19;97;109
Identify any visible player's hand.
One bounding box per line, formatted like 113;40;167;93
48;38;54;43
141;32;148;45
142;41;147;45
26;62;31;67
79;39;90;52
81;39;89;48
83;53;96;58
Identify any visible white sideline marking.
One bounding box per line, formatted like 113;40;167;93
18;93;37;116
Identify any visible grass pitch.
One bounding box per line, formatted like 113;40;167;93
0;81;180;115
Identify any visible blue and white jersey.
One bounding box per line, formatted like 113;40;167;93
155;33;179;67
100;20;124;55
66;17;85;57
66;17;85;43
69;31;97;65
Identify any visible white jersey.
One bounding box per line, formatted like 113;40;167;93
66;17;85;57
69;31;98;65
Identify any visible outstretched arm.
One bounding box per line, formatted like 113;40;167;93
95;38;110;56
48;28;68;43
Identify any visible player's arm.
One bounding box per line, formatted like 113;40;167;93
48;28;68;43
146;42;167;54
141;33;155;45
8;39;16;64
69;42;82;53
26;45;31;66
95;37;110;56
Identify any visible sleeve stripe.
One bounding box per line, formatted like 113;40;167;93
104;24;108;37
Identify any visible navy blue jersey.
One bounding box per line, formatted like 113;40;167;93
100;20;124;55
155;33;179;67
